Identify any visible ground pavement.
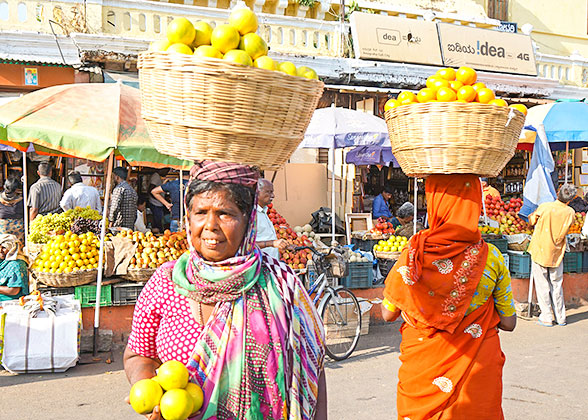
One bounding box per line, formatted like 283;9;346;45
2;306;587;420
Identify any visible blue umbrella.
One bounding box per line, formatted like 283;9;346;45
524;101;588;151
345;145;399;167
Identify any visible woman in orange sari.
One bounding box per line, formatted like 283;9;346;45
381;174;516;420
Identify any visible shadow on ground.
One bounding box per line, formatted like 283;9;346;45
0;349;125;388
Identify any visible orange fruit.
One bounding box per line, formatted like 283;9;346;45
166;43;193;55
476;88;496;104
223;49;253;66
472;82;486;92
397;91;417;103
456;67;477;85
509;104;528;116
457;85;477;102
426;76;442;90
211;24;241;53
129;379;163;415
166;17;196;46
489;98;508;107
431;78;450;92
239;33;268;60
416;88;436;103
450;80;463;91
229;7;258;35
384;99;401;111
436;87;457;102
436;68;456;81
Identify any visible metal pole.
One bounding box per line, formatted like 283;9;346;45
481;177;489;225
527;271;534;318
330;145;336;245
413;178;418;236
93;152;114;357
179;169;184;231
565;141;569;184
22;151;29;251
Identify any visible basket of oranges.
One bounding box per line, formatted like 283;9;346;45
138;8;324;171
384;67;526;178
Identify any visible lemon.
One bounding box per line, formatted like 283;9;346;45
156;360;189;391
160;389;194;420
185;383;204;415
277;61;297;76
238;33;268;60
229;7;258;35
211;24;240;54
129;379;163;415
192;21;213;48
301;67;318;80
194;45;223;59
253;55;276;70
223;49;253;66
167;43;193;55
166;17;196;45
149;39;171;52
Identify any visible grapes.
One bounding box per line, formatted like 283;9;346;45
29;207;103;243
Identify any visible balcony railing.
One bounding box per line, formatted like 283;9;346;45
1;0;588;86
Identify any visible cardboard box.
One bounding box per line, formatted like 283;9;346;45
350;12;443;66
438;23;537;76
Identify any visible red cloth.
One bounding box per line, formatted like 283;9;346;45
189;160;259;187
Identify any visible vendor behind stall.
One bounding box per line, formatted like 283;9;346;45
372;185;393;221
395;202;424;239
0;234;28;301
481;178;501;201
256;179;289;260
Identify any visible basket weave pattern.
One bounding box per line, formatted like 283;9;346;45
138;52;324;170
122;268;157;283
385;102;525;177
32;269;97;287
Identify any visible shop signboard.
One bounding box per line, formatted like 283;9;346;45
349;12;443;66
437;23;537;76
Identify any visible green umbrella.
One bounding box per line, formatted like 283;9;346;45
0;82;193;169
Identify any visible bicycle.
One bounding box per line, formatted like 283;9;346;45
295;246;362;361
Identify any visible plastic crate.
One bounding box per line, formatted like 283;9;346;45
563;252;582;273
37;286;75;297
74;284;112;308
485;237;508;253
112;283;145;306
340;262;373;289
507;251;531;278
351;238;379;252
583;252;588;273
502;253;509;270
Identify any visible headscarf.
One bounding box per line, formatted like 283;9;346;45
0;234;22;261
383;174;489;333
173;160;324;420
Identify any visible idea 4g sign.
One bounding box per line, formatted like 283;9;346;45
438;23;537;76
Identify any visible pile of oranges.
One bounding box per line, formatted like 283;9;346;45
384;67;528;116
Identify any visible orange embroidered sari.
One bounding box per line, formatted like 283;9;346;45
384;175;505;420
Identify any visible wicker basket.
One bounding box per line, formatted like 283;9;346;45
122;268;157;283
385;102;525;177
375;251;402;260
138;52;324;170
32;269;97;287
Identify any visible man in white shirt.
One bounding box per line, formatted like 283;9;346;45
256;179;289;260
60;171;102;213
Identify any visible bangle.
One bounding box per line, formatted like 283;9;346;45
382;298;398;312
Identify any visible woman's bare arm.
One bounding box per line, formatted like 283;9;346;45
315;369;328;420
123;346;161;385
498;314;517;331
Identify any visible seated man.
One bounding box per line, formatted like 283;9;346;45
481;178;501;201
372;186;393;221
394;202;424;239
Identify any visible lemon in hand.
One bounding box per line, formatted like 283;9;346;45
129;379;163;415
185;383;204;415
156;360;189;391
160;389;194;420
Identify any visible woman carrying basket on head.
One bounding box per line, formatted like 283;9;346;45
381;174;516;420
124;161;326;420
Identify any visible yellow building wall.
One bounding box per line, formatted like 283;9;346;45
509;0;588;57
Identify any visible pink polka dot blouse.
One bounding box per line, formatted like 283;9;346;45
127;261;203;365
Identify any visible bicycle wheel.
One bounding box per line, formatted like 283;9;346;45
319;286;362;361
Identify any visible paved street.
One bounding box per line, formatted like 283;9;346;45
2;306;588;420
